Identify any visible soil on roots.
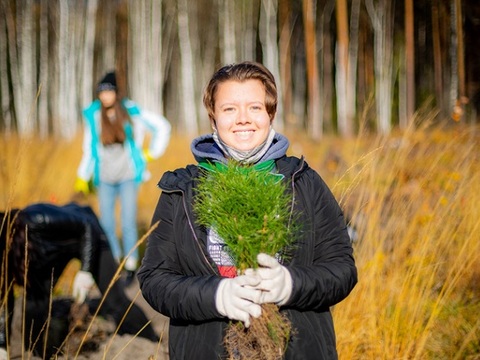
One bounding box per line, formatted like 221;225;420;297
225;303;292;360
48;299;109;358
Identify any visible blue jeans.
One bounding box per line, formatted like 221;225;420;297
98;179;139;268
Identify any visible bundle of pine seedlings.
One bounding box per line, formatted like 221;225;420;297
194;160;297;360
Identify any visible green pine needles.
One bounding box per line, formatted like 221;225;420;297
194;160;296;272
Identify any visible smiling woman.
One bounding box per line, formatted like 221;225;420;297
137;61;357;360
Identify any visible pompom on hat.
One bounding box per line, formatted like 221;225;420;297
96;71;117;93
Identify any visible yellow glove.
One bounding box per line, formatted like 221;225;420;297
74;178;90;194
143;149;154;162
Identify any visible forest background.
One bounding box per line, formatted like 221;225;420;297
1;0;479;359
1;0;479;138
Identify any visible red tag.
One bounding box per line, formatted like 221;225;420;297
218;266;237;278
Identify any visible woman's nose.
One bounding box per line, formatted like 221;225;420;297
235;108;250;124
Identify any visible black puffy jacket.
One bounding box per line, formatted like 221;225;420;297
138;156;358;360
14;202;109;276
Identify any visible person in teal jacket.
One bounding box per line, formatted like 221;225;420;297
75;71;171;283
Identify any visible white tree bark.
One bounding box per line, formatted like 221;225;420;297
0;0;12;133
241;0;259;61
177;0;199;135
128;1;144;104
21;0;36;135
56;0;79;139
219;0;236;64
366;0;395;134
81;0;98;110
336;0;360;137
260;0;284;131
37;0;50;138
8;0;37;136
128;0;165;114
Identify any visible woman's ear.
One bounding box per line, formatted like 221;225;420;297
210;119;217;132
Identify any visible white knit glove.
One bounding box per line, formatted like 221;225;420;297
250;253;293;306
215;274;263;328
72;271;95;303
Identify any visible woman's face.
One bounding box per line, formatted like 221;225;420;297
98;90;116;108
213;79;272;152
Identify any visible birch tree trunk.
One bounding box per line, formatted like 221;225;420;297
128;1;146;103
303;0;322;139
128;0;165;114
260;0;284;131
0;0;12;133
21;0;36;135
55;0;79;139
177;0;199;135
8;0;37;136
241;0;259;61
279;0;292;127
366;0;395;134
37;0;50;138
219;0;237;64
335;0;361;136
80;0;98;110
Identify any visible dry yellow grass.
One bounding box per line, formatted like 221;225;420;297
1;122;479;358
331;124;480;359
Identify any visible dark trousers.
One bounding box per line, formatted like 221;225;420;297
7;248;157;357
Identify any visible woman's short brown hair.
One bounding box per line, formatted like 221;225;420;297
203;61;278;123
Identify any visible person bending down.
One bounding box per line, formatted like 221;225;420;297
0;202;158;358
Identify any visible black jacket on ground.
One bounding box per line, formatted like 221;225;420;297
138;156;358;360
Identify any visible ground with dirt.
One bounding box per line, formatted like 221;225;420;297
8;276;170;360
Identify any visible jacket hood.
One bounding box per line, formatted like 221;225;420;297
158;164;199;193
190;132;290;165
